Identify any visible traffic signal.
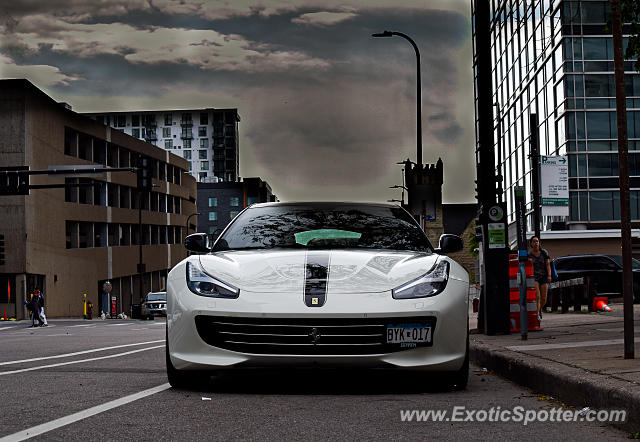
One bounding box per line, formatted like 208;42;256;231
0;167;29;195
0;234;4;266
136;157;153;192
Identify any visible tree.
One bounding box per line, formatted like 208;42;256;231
622;0;640;71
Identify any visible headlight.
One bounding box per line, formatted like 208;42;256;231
186;261;239;298
392;261;449;299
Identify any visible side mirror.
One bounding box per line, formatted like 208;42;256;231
184;233;211;253
436;234;463;254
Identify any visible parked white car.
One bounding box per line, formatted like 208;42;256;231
166;202;469;389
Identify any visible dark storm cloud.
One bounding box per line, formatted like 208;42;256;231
0;2;475;202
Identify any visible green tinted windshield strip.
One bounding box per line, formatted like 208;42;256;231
294;229;362;246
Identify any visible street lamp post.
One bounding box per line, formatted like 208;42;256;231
389;185;408;205
373;30;422;171
185;212;201;232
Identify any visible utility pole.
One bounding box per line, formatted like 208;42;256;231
529;114;542;238
472;0;511;335
611;0;634;359
136;157;152;303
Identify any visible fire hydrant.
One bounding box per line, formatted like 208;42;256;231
87;301;93;320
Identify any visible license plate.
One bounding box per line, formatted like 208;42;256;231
386;324;432;344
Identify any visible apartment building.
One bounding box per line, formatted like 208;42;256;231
84;108;240;183
0;79;197;318
197;178;278;237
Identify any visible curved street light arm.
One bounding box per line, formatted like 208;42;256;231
373;30;422;172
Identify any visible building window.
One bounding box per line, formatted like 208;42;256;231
115;115;126;127
183;150;191;160
201;161;209;169
182;113;192;123
247;196;258;205
230;211;239;219
199;150;207;159
184;139;191;149
132;128;140;138
164;113;173;125
208;197;217;207
198;126;207;137
163;127;171;138
209;226;218;235
131;115;140;127
165;139;173;149
230;197;240;207
208;211;217;221
188;161;192;171
200;138;209;149
200;113;208;125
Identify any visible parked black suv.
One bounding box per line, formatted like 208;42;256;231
552;254;640;302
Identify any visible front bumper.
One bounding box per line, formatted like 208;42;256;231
167;262;468;372
142;307;167;316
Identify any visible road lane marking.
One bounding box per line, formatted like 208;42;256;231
0;326;17;332
105;323;129;327
507;339;625;351
67;324;95;328
0;345;164;376
0;383;171;441
0;340;164;366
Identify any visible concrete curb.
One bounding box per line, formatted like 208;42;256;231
470;340;640;433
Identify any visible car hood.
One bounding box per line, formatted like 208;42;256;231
198;249;440;294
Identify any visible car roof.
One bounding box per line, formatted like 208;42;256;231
147;291;166;295
554;254;616;260
248;201;401;209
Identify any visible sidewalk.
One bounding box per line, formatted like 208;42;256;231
470;302;640;432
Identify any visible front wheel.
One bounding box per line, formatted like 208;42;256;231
166;327;210;389
443;332;469;391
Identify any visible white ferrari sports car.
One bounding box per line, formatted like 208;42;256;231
166;202;469;389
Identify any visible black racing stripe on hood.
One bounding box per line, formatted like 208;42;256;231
304;250;330;307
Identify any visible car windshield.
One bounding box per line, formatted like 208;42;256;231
606;255;640;269
212;204;433;252
146;293;166;301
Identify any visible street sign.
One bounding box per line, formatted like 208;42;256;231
488;223;506;248
541;156;568;216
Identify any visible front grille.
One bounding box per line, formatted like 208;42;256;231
194;315;436;355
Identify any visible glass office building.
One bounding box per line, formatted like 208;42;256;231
473;0;639;231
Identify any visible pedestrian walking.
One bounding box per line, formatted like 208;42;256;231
36;289;48;326
24;297;34;326
528;236;552;321
29;293;41;327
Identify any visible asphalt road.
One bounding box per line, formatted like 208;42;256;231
0;319;630;440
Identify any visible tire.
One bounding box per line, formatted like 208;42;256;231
165;326;209;389
443;331;469;391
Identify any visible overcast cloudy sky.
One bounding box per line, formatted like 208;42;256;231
0;0;475;203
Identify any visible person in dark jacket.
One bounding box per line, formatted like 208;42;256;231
30;293;41;327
